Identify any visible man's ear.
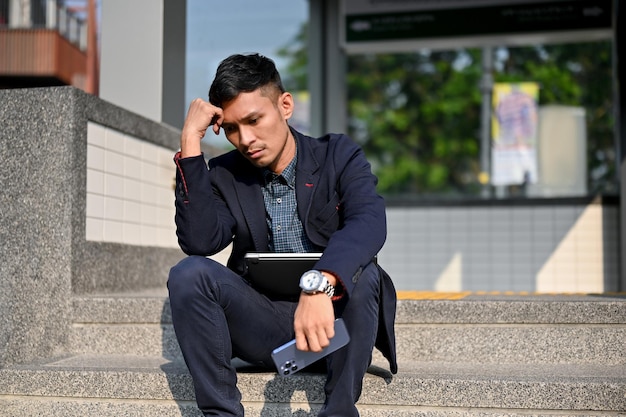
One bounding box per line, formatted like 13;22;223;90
279;92;294;120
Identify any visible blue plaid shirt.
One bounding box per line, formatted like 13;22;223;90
261;150;315;253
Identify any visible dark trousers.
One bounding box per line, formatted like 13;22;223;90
167;255;380;417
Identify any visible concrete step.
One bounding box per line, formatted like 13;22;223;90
2;399;624;417
70;288;181;357
0;354;624;416
71;290;626;364
73;290;626;325
71;323;181;357
3;292;626;416
396;293;626;324
70;321;626;365
71;287;172;324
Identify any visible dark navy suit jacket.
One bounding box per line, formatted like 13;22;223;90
174;127;397;374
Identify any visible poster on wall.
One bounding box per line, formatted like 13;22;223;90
491;82;539;186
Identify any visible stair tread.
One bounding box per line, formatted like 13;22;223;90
2;354;624;411
8;356;626;381
6;353;624;380
76;288;626;300
73;290;626;324
3;398;622;417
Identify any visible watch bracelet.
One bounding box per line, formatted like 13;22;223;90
323;283;335;298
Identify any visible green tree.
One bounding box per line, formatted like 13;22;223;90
276;22;308;92
347;51;482;196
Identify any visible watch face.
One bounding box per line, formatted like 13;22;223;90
301;271;323;291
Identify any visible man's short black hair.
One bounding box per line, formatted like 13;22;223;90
208;53;285;107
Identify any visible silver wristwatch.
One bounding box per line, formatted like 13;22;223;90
299;270;335;298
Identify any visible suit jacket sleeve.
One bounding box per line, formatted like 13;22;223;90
173;152;236;256
307;134;387;299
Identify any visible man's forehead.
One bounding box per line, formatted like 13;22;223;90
222;91;275;120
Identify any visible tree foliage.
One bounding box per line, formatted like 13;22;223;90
347;51;483;196
276;23;308;92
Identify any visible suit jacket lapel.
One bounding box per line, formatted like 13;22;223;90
232;130;319;252
234;162;269;251
294;131;321;225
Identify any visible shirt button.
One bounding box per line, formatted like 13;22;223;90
276;225;282;231
277;198;282;203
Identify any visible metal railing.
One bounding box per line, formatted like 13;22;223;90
0;0;87;51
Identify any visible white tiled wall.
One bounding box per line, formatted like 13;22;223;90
85;122;177;248
380;204;619;293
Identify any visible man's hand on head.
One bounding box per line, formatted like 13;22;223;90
180;98;224;158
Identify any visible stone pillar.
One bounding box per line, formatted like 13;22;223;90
308;0;347;136
0;86;185;366
0;88;78;366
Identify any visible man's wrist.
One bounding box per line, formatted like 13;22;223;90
180;132;203;158
321;271;344;300
321;271;337;286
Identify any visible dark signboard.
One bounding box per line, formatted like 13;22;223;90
345;0;612;43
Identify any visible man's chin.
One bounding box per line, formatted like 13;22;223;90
245;156;269;169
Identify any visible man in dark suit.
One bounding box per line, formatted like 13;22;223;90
168;53;396;417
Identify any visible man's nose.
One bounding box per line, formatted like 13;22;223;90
239;127;255;147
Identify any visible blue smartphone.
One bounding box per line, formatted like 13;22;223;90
271;318;350;376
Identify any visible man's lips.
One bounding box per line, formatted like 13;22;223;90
246;148;264;159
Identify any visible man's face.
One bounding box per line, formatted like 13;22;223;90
221;88;295;174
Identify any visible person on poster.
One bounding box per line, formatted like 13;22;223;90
495;85;538;148
492;83;539;186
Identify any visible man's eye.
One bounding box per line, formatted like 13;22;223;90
249;118;258;125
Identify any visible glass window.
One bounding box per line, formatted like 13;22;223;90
346;40;616;199
493;41;615;197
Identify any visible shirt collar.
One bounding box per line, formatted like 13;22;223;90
262;145;297;187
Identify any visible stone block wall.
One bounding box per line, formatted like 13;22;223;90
0;86;185;366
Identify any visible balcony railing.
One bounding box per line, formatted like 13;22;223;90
0;0;87;51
